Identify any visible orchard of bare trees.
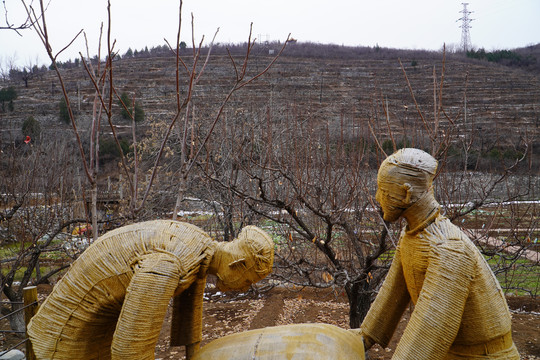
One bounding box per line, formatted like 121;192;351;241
1;0;538;345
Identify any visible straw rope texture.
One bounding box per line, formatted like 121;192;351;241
360;214;520;360
359;148;520;360
192;323;365;360
27;220;221;359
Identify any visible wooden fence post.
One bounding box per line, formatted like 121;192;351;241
23;286;38;360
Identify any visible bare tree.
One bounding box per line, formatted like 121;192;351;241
114;11;291;222
201;100;393;326
166;20;290;222
1;0;41;34
0;55;19;82
1;0;292;250
201;51;538;328
0;138;85;332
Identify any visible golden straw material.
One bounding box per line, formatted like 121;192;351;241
359;148;520;360
27;220;274;360
210;225;274;292
192;323;365;360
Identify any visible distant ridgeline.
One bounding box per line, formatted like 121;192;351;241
8;41;538;74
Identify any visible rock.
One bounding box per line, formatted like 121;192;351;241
0;349;25;360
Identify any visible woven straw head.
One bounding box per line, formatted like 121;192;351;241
215;226;274;291
377;148;438;222
378;148;438;191
382;148;438;176
235;225;274;276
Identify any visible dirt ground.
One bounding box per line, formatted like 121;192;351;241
154;286;540;360
1;286;537;359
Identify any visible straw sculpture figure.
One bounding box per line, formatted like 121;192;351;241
354;148;520;359
27;220;274;360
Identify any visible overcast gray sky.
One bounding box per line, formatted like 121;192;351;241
1;0;539;67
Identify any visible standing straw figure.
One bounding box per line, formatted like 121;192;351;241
356;148;519;359
28;220;274;360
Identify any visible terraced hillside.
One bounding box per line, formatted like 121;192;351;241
2;47;539;164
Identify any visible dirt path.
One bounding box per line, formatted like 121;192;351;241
1;286;536;358
154;287;540;360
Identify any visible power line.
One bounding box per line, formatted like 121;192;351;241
457;3;474;52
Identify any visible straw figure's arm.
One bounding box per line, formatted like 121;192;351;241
392;240;474;360
360;245;410;349
111;252;182;360
171;276;207;359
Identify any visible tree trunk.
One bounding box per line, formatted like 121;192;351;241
1;290;25;336
91;185;98;242
1;304;25;335
172;175;187;221
346;279;372;329
223;204;234;242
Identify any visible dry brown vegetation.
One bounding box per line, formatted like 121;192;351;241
1;2;539;357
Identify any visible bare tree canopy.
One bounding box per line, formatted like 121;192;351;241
1;0;43;35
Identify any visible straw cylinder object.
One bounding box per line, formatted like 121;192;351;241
192;323;365;360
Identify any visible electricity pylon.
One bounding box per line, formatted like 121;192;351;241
458;3;474;52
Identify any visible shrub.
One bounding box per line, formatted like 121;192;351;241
396;136;412;150
22;116;41;139
382;139;393;154
503;148;523;160
99;138;131;161
467;48;535;68
59;97;70;124
119;92;145;122
381;137;411;154
486;148;502;159
0;86;17;112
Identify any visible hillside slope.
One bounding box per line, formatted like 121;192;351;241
2;46;539;162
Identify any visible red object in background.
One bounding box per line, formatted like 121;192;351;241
72;225;92;236
24;136;31;144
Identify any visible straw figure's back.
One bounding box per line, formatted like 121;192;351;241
28;220;215;360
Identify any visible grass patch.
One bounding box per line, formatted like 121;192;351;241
374;249;537;296
485;255;539;296
1;264;69;283
0;241;31;258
